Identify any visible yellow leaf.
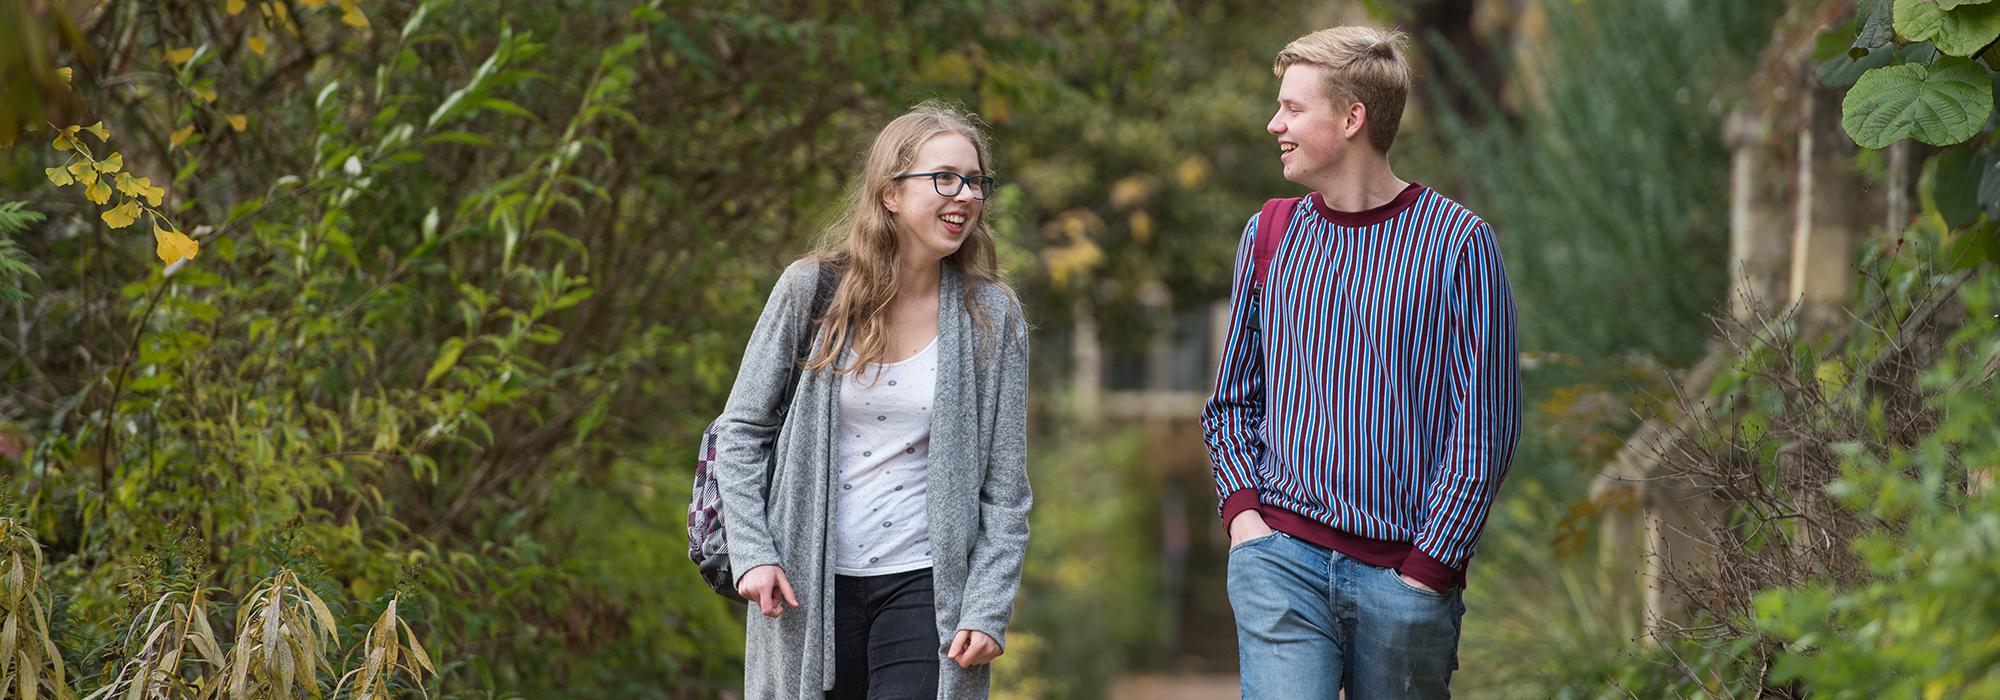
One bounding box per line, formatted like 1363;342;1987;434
68;161;98;187
52;133;72;151
95;152;123;173
167;47;197;65
102;200;142;229
247;36;268;56
56;67;72;85
86;179;113;205
226;0;246;14
84;121;110;141
130;176;166;206
339;0;368;27
45;166;74;187
170;124;195;147
193;86;218;102
227;114;247;132
155;223;200;264
301;0;326;8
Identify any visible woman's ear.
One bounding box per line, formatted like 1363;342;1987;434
882;186;900;215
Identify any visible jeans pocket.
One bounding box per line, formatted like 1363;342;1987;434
1388;568;1451;599
1227;531;1282;555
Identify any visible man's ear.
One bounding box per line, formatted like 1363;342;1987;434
1344;102;1368;142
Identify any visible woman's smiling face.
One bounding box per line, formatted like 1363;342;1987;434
883;133;984;261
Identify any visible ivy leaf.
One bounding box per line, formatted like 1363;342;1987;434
1842;57;1993;148
153;221;199;264
45;166;73;187
1895;0;2000;57
101;200;141;229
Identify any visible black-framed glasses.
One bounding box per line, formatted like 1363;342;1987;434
892;171;995;200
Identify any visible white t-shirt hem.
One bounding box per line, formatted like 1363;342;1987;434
832;558;935;578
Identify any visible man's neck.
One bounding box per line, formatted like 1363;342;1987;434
1304;155;1406;213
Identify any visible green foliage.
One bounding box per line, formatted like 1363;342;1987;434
1840;57;1992;148
1893;0;2000;56
1749;272;2000;697
0;201;42;302
994;428;1168;700
1838;0;2000;271
1414;0;1784;365
1;1;1358;695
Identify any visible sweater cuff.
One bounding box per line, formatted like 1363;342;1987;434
1398;549;1460;593
1220;489;1262;529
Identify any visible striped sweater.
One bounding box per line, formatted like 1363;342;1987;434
1201;183;1520;591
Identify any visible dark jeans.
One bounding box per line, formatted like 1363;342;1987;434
828;568;939;700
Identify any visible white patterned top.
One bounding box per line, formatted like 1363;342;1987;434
832;335;938;576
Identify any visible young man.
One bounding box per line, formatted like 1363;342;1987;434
1200;26;1520;699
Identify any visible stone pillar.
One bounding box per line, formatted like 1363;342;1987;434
1789;86;1878;328
1071;297;1102;422
1726;110;1792;322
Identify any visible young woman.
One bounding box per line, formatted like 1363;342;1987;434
711;102;1032;700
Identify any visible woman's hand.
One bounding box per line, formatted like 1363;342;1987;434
946;629;1002;668
736;564;800;618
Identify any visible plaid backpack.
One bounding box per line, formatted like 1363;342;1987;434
688;263;840;601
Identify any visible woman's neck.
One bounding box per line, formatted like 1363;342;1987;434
896;253;943;299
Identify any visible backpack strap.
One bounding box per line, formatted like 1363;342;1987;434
777;259;844;412
1250;196;1304;294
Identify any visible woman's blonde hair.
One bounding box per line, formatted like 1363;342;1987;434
805;101;1015;375
1274;26;1414;154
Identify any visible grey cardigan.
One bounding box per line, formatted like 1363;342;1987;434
714;259;1032;700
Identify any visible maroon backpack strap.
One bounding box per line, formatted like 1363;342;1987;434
1250;196;1304;293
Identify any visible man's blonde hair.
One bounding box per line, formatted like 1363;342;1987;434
1273;26;1414;154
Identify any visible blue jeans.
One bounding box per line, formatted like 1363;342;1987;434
1227;531;1465;699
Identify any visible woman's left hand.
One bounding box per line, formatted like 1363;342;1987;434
946;629;1002;668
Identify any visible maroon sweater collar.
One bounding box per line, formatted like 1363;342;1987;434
1308;181;1427;227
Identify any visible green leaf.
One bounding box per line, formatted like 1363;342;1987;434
478;98;538;121
1821;44;1898;88
1856;0;1897;54
1945;220;2000;270
1937;0;1999;10
1841;58;1993;148
1895;0;2000;57
425;337;465;385
1929;147;1988;227
1981;148;2000;218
